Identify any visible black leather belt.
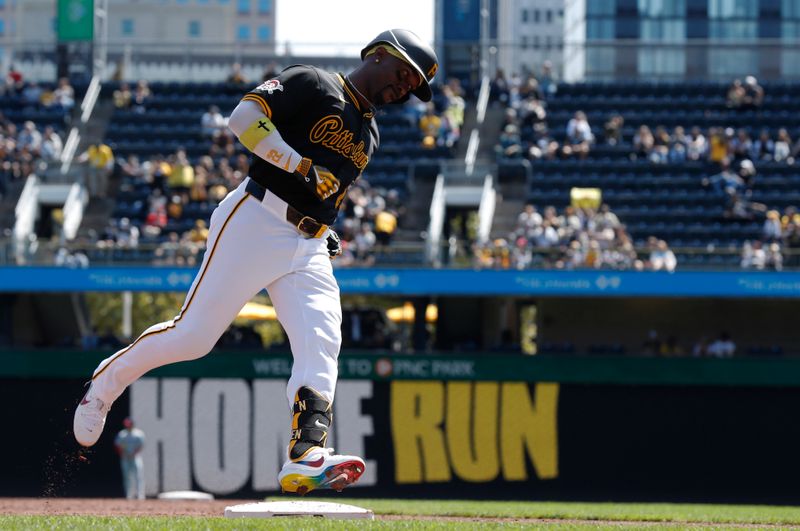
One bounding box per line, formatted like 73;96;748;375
245;178;328;238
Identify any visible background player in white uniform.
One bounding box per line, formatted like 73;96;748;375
114;417;145;500
74;29;438;494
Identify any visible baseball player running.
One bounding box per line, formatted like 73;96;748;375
74;29;438;494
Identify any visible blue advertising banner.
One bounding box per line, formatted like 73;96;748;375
2;267;800;298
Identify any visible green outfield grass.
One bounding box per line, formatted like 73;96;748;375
328;498;800;524
2;499;800;529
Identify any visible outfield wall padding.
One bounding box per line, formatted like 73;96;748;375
3;351;800;503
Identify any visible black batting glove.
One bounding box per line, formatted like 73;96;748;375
326;230;343;260
294;157;340;201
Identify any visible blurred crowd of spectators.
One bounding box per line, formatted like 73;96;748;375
0;66;70;199
642;330;738;358
474;203;677;272
739;206;800;270
548;328;786;358
414;78;465;151
82;73;409;267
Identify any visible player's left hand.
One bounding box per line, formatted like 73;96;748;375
326;230;343;259
295;157;340;201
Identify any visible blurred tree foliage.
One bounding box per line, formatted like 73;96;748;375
85;292;185;340
85;292;288;348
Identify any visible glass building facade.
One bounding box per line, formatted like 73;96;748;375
567;0;800;80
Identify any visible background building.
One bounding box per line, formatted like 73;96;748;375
564;0;800;82
496;0;565;79
2;0;277;80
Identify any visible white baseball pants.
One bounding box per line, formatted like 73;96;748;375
89;178;342;407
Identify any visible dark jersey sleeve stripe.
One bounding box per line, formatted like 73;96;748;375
242;94;272;119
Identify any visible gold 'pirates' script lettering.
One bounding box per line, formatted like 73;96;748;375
309;115;369;170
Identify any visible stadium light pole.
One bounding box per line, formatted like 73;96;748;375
94;0;109;77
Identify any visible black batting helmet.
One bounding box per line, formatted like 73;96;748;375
361;29;439;102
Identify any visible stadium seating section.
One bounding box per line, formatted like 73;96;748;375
99;80;451;265
497;80;800;268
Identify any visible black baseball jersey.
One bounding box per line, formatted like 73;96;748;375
242;65;380;225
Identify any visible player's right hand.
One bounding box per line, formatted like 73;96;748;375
294;157;340;201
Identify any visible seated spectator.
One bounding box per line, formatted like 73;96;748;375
490;238;512;269
518;93;547;130
55;246;89;269
649;239;677;272
167;150;195;193
726;79;745;109
21;82;43;106
497;124;523;158
190;169;209;202
119;154;142;182
150;156;171;192
538;60;558;98
686;126;707;161
517;76;543;102
596;203;621;231
763;210;782;241
791;135;800;163
708;127;730;163
131;80;151;113
741;240;763;269
116;217;140;249
441;85;465;147
517;204;543;234
738;158;757;189
153;232;182;265
604;114;624;146
781;212;800;268
418;102;443;148
730;128;752;161
113;83;132;109
226;62;247;85
5;65;24;95
489;68;510;104
511;236;532;270
142;204;167;238
201;105;227;138
563;111;594;159
774;128;792;163
374;209;397;246
40;126;63;162
353;222;376;265
767;242;784;271
752;129;774;161
17;121;42;154
187;219;209;244
528;125;560;160
651;126;670;163
707;332;736;358
741;75;764;110
668;125;688;163
534;219;560;248
703;158;742;196
167;194;184;220
632;124;654;160
53;77;75;110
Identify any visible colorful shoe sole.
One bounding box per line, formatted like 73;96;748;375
280;460;365;495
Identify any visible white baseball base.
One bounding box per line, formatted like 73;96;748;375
157;490;215;500
224;501;374;519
